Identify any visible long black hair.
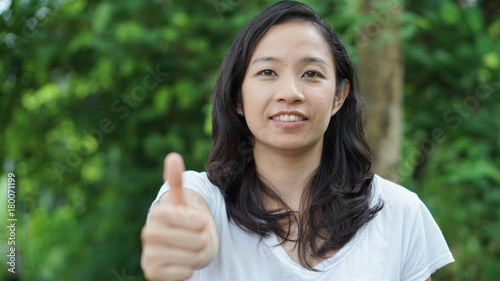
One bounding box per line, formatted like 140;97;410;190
206;0;383;270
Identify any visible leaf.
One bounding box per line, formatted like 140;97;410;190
483;52;499;69
440;1;461;25
21;83;60;111
67;31;94;54
174;79;198;109
153;86;172;114
92;2;112;33
114;21;146;43
464;7;483;33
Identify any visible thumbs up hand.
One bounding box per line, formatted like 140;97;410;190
163;152;186;206
141;153;217;281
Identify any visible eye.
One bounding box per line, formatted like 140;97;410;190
258;69;277;76
303;71;323;78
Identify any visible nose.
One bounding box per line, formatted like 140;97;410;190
275;75;305;104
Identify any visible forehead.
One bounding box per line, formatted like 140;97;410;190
250;20;333;64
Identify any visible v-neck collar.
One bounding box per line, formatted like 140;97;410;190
262;222;369;274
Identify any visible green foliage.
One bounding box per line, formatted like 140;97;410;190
400;0;500;280
0;0;498;280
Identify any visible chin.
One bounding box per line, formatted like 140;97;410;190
272;142;318;153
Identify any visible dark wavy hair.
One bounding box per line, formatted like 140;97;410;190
206;0;383;270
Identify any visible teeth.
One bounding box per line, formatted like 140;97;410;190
272;115;304;122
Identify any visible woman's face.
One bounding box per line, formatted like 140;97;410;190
239;20;348;154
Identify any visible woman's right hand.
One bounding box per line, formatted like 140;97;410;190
141;153;218;281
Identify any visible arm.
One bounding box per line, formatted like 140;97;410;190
141;153;219;280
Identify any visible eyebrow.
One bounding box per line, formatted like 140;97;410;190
252;56;279;64
252;56;329;66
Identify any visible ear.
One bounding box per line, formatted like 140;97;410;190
236;101;244;116
331;79;350;116
236;90;244;116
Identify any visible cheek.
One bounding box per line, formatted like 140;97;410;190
240;80;253;109
317;96;335;114
243;102;264;128
313;99;336;127
241;83;267;115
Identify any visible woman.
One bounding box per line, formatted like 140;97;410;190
141;1;454;280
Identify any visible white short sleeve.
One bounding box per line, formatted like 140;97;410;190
400;195;455;280
147;171;223;222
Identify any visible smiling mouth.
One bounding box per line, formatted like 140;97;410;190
271;114;306;122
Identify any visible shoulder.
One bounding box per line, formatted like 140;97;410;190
182;170;212;188
369;175;449;243
370;176;455;278
181;170;224;201
369;174;430;226
371;174;421;210
181;170;226;216
151;170;224;215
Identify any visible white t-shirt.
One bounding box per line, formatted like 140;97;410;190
149;171;454;281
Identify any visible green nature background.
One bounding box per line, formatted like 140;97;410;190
1;0;499;280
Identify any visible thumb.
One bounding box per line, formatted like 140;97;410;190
163;152;186;206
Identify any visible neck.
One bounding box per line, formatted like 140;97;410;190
253;142;323;212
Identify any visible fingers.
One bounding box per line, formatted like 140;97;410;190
149;204;207;232
143;264;194;281
164;153;186;206
145;152;207;281
141;239;200;281
143;246;203;268
154;228;207;251
141;222;205;281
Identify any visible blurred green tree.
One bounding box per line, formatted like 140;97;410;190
400;0;500;279
0;0;499;280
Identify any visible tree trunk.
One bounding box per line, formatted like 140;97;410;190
356;0;403;182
